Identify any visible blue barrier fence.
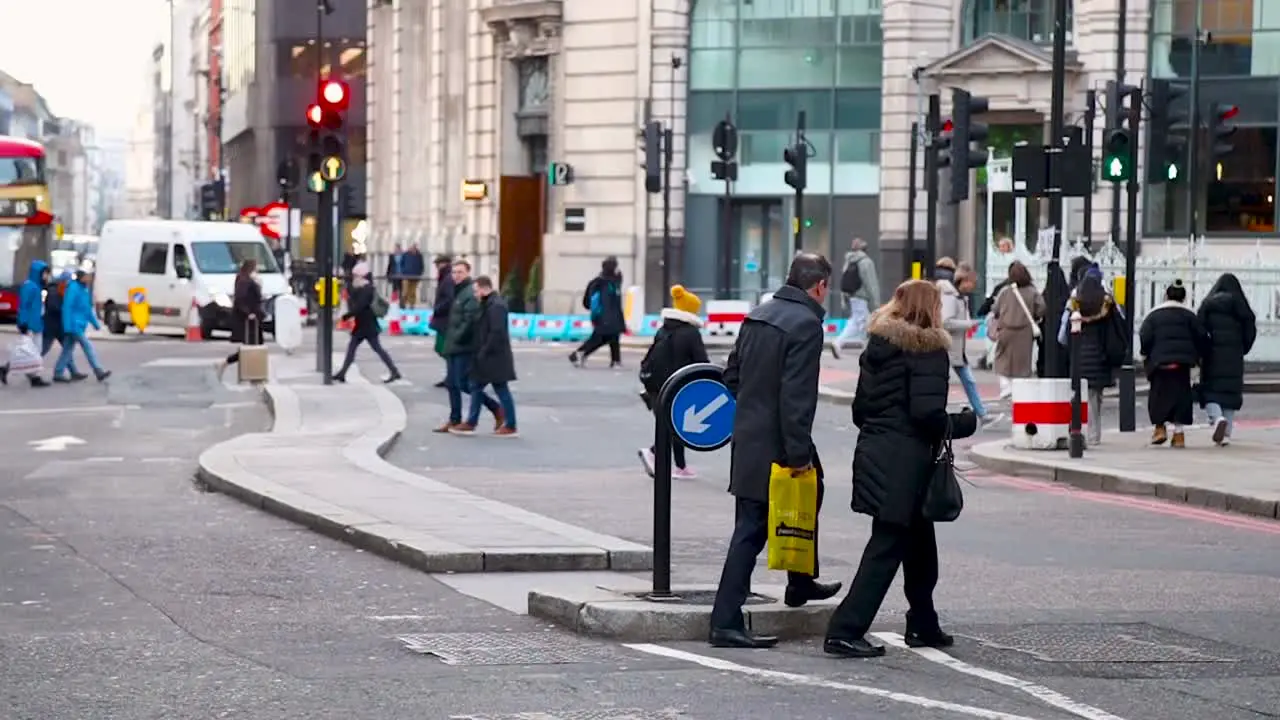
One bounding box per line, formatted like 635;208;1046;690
379;311;849;342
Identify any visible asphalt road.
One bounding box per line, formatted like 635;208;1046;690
380;337;1280;720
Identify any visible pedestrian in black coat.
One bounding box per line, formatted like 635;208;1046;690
570;256;625;368
1139;281;1209;447
824;279;978;659
333;261;401;384
708;253;843;650
1197;273;1256;445
215;259;264;381
459;276;518;436
638;285;710;477
1060;273;1127;446
429;255;455;385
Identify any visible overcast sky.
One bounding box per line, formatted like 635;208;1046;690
0;0;167;138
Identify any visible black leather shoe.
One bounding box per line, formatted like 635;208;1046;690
823;637;886;658
905;627;955;648
784;581;842;608
708;628;778;649
434;379;447;388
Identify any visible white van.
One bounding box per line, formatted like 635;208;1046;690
94;220;290;338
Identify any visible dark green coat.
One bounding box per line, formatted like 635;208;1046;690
443;278;481;356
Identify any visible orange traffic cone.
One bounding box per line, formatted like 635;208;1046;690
185;298;203;341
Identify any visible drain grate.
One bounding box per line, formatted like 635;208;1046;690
965;623;1238;663
451;711;691;720
398;631;617;666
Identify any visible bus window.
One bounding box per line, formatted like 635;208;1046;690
0;156;43;187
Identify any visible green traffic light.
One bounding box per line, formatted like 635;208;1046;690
1102;154;1129;182
803;218;813;228
1166;163;1179;181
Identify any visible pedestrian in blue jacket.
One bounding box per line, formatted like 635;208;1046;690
17;260;49;337
54;270;110;382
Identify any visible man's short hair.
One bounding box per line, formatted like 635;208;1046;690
786;252;832;290
452;259;471;271
434;254;452;265
474;275;493;289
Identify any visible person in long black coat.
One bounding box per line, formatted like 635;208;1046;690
1197;272;1257;445
708;254;843;650
569;256;625;368
215;259;264;381
459;275;518;436
1139;281;1209;447
333;262;401;384
428;255;455;386
824;279;978;659
638;285;710;478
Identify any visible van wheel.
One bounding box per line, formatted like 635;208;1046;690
104;305;126;334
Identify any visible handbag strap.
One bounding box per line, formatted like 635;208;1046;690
1010;285;1036;327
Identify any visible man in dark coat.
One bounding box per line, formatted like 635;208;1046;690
1197;273;1257;445
708;253;842;649
333;262;401;384
428;254;455;386
569;256;625;368
401;244;426;308
436;260;502;432
453;275;518;436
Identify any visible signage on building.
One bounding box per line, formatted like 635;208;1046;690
564;207;585;232
548;162;574;186
460;180;488;201
239;201;292;240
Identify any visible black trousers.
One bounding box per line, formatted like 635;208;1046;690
825;517;939;641
577;331;620;364
337;333;399;376
709;483;825;632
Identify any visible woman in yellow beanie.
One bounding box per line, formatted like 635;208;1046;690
638;285;710;479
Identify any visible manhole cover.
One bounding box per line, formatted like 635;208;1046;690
451;711;691;720
621;590;771;605
398;631;616;666
966;624;1238;663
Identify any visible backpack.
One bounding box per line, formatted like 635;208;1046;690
639;327;676;398
371;292;390;318
840;258;863;295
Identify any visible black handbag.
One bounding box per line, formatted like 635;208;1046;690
921;419;964;522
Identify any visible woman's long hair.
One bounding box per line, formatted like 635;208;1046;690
1076;274;1107;317
878;279;942;330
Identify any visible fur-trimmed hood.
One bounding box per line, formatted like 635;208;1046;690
660;307;703;328
868;313;951;353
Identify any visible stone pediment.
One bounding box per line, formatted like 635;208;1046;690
923;34;1081;79
481;0;563;59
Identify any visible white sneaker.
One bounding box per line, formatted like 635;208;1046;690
673;467;698;479
638;448;656;478
829;342;842;359
980;413;1005;429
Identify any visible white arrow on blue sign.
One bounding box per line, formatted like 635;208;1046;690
669;378;735;451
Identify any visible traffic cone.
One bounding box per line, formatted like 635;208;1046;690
387;288;403;336
185;298;203;342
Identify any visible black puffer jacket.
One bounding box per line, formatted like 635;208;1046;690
1069;296;1127;390
1197;289;1257;409
1139;301;1209;377
850;313;978;527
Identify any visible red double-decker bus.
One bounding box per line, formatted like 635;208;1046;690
0;136;54;320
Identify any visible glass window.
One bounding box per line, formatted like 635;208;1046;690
283;43;319;78
690;19;736;49
139;242;168;274
962;0;1071;46
739;17;835;47
741;131;832;165
192;241;279;274
688;92;734;134
173;244;192;277
690;49;735;90
1146;126;1278;235
339;45;366;78
737;48;835;88
837;47;881;87
737;91;833;131
0;155;43;186
836;89;881;129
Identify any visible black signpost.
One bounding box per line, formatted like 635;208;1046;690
650;362;736;599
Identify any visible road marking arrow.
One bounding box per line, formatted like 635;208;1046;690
681;394;729;434
28;436;86;452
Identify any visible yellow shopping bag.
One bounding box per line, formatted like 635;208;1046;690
767;463;818;575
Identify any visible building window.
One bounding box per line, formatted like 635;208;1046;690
961;0;1072;46
1151;0;1280;78
225;0;256;93
1146;126;1278;235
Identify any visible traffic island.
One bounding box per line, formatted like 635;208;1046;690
528;582;839;642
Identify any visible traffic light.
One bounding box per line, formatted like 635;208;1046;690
948;89;989;203
640;121;661;194
1209;103;1238;161
1146;79;1188;184
934;118;954;169
1101;81;1139;183
783;143;807;191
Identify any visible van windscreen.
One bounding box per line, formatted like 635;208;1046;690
191;241;279;274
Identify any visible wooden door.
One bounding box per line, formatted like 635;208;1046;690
498;175;543;312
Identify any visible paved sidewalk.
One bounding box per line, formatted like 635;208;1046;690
969;423;1280;520
196;356;652;573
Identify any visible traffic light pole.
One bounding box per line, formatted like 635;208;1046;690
792;111;806;251
316;183;334;381
924;96;940;273
1082;90;1096;246
904;121;919;282
1119;86;1142;433
661;126;673;293
1108;0;1126;251
1186;1;1204;241
1043;0;1070;378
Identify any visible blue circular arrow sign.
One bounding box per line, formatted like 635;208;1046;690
669;378;735;451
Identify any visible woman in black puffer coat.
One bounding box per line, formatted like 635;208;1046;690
1197;273;1257;445
823;280;978;660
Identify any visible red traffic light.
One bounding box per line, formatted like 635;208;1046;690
1219;105;1239;120
941;119;954;133
306;104;324;126
319;79;349;110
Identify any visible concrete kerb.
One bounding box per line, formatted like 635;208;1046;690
527;582;840;642
968;439;1280;520
196;365;654;574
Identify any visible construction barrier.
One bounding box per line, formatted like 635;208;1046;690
822;319;847;336
530;315;569;341
705;300;750;336
508;314;533;340
1011;378;1084;451
565;316;594;342
639;315;663;336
